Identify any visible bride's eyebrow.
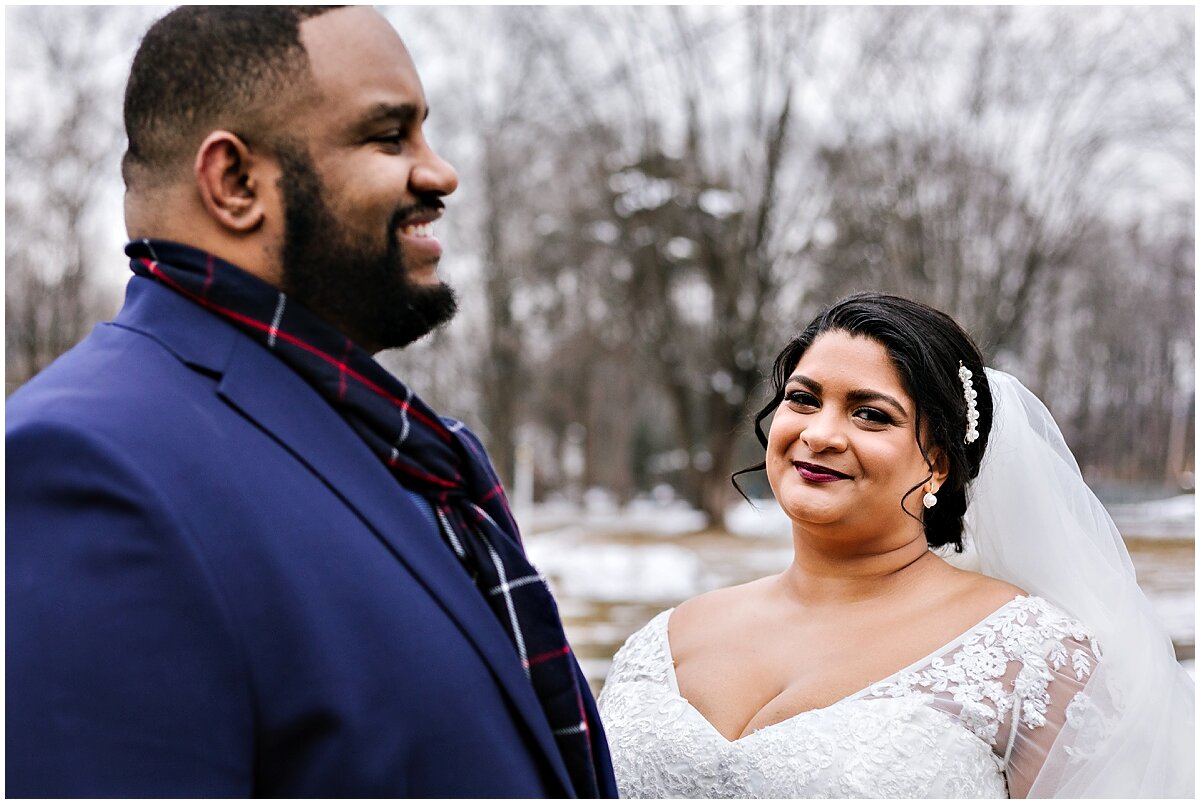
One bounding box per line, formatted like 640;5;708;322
846;388;907;416
788;375;908;416
786;374;818;389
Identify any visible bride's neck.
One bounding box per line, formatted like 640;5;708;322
778;531;936;606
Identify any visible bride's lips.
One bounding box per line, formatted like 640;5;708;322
794;461;852;483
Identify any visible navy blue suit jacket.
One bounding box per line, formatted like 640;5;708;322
6;275;617;797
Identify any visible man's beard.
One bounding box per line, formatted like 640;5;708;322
275;145;457;352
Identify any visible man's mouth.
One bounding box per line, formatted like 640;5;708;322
401;221;435;238
393;201;445;239
394;206;445;262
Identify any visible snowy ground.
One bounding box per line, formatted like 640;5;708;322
1105;495;1196;540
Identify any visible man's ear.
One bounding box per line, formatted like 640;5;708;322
193;131;267;233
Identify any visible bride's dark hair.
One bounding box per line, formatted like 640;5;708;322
733;292;993;552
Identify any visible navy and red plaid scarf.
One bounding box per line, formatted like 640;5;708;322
127;239;600;797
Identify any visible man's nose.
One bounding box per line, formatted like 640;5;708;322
411;141;458;197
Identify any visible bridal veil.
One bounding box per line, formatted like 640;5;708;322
961;369;1194;797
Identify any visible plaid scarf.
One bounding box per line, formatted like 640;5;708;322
127;239;599;797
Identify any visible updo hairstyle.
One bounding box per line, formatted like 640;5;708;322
734;292;993;552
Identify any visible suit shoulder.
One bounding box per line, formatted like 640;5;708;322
8;322;222;438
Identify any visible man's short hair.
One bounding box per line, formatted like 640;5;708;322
122;5;341;189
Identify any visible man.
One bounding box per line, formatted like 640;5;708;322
7;6;616;797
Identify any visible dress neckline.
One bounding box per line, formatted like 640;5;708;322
660;593;1029;744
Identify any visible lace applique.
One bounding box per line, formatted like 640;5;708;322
865;595;1098;744
598;595;1100;799
1064;691;1094;728
1058;687;1118;764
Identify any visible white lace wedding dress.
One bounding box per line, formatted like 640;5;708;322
597;595;1099;798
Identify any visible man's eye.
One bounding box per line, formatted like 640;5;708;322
372;131;406;146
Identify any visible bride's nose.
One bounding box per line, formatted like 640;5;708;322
800;411;848;453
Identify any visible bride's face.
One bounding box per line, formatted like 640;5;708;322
766;331;945;542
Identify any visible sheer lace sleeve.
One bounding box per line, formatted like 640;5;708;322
999;627;1100;798
861;595;1101;799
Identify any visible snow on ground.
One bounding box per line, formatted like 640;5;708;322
526;534;703;604
519;491;707;538
1106;495;1196;539
724;499;791;539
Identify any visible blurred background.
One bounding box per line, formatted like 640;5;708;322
6;6;1194;689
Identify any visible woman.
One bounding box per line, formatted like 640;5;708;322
597;293;1193;798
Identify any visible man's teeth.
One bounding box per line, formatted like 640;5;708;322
401;222;434;238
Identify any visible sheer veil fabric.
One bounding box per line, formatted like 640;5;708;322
960;370;1194;797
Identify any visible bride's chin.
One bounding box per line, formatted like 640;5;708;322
779;503;843;528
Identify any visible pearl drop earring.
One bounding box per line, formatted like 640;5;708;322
923;489;938;509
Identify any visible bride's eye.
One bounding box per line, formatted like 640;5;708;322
784;389;819;409
854;407;893;425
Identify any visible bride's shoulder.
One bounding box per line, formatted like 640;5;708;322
950;571;1093;637
951;569;1091;635
965;574;1026;609
934;564;1027;623
671;577;770;633
608;581;761;665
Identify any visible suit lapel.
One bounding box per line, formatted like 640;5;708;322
117;280;574;795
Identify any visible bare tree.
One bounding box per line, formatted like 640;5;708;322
493;6;852;523
395;5;1192;514
5;6;161;394
807;6;1193;483
7;6;1189;510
